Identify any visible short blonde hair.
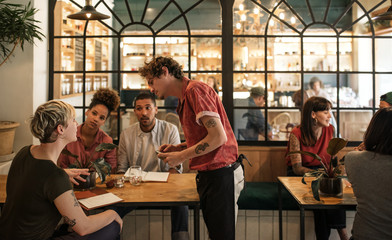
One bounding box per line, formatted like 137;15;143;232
30;100;75;143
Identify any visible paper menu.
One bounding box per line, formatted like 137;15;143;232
78;193;123;210
124;169;170;182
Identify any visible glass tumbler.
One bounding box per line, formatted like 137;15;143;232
129;165;142;186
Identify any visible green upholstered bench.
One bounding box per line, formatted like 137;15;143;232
238;182;298;210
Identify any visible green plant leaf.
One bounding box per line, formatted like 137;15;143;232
311;178;321;201
95;143;118;152
61;148;79;159
327;138;348;156
0;0;44;65
288;151;322;161
92;158;112;183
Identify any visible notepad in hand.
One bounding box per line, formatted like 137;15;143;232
78;193;123;210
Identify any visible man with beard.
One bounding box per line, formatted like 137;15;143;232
117;92;189;240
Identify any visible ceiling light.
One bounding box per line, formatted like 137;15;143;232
67;0;110;20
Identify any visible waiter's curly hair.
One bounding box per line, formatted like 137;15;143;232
89;88;120;116
139;56;184;80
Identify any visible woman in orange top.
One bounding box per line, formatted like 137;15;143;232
286;96;348;240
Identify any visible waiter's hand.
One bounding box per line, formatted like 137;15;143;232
159;142;186;152
158;151;185;168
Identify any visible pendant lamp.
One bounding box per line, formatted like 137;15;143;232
67;0;110;20
372;0;392;21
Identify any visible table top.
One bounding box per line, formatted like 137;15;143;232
0;173;199;206
278;176;357;206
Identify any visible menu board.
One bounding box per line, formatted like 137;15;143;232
95;41;102;71
75;33;83;71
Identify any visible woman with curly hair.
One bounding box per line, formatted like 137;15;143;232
58;88;120;173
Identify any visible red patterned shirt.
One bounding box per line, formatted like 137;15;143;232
58;124;117;173
286;125;334;167
176;77;238;171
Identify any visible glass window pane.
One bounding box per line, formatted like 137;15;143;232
339;110;373;141
268;37;301;71
340;73;372;108
269;110;300;141
121;37;153;71
121;73;147;91
233;73;267;106
376;74;392;108
304;37;337;72
352;37;372;72
375;38;392;72
234;37;265;71
191;38;222;71
234;109;270;141
304;73;337;107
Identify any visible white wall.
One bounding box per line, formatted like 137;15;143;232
0;0;49;151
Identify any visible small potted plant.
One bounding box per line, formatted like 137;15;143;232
61;143;117;190
288;138;348;201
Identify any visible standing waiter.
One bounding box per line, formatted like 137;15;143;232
139;56;244;240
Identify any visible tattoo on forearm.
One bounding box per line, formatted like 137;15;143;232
71;192;80;207
289;134;301;165
195;143;209;154
205;119;217;128
63;216;76;227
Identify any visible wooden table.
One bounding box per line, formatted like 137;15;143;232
0;173;200;240
277;176;357;240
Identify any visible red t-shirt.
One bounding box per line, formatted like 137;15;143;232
286;125;334;167
177;77;238;171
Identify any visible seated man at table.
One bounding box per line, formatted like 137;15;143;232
242;87;272;140
117;92;189;240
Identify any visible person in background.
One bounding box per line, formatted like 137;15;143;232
117;92;189;240
139;56;244;240
286;96;348;240
306;77;339;137
379;91;392;108
58;88;120;173
345;107;392;240
306;76;331;100
354;91;392;151
0;100;122;240
206;76;219;93
242;87;272;140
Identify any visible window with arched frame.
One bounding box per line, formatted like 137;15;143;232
50;0;392;146
232;0;392;146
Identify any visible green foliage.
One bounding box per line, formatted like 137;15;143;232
288;137;348;201
0;0;44;66
61;143;118;183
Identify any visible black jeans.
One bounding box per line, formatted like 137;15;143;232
196;164;240;240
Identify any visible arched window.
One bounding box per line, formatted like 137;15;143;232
50;0;391;146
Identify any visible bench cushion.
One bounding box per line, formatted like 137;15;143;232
238;182;298;210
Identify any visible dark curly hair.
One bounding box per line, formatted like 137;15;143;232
139;56;184;80
89;88;120;116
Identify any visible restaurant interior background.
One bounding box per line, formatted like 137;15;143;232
1;0;392;152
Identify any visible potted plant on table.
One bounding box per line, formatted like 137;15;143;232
0;0;44;158
288;138;348;201
61;143;117;190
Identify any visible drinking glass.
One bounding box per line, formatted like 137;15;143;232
129;165;142;186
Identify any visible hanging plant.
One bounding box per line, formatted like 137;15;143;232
0;0;44;67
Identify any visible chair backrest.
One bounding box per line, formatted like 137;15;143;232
165;112;180;130
271;112;292;127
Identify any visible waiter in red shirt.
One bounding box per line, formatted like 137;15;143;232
139;57;244;240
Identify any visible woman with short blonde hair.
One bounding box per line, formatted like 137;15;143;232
0;100;122;240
